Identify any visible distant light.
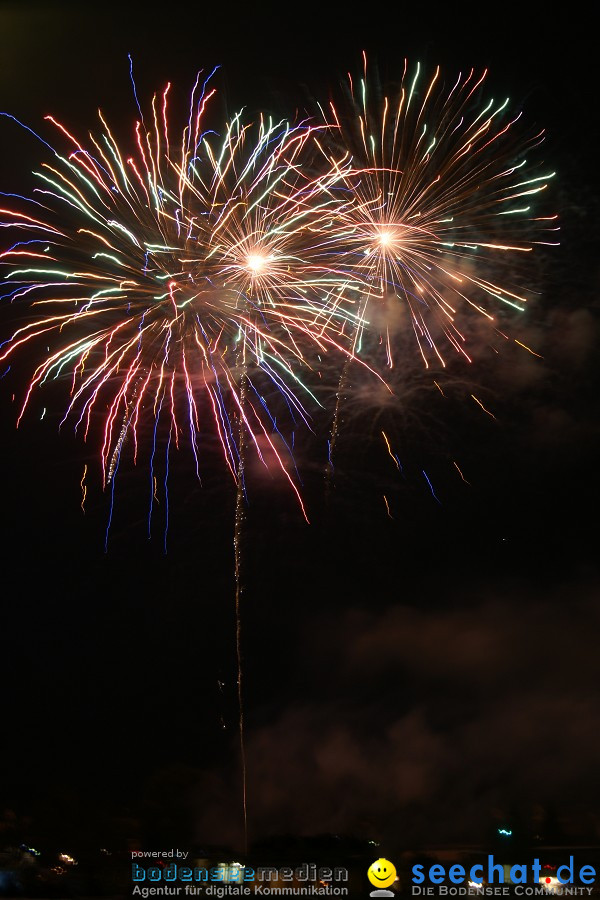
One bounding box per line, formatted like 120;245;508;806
469;881;483;889
498;828;512;837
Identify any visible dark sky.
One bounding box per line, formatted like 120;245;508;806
0;1;599;859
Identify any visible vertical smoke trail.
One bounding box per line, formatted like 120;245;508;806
324;356;351;498
233;365;248;855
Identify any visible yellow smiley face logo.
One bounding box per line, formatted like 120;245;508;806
368;858;397;889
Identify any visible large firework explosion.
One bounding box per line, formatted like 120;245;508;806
316;55;558;369
306;56;558;489
0;71;360;526
0;59;556;523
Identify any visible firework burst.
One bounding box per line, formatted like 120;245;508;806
315;54;559;371
0;72;363;523
306;56;558;491
0;59;557;517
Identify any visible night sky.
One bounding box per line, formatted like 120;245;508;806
1;1;599;862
